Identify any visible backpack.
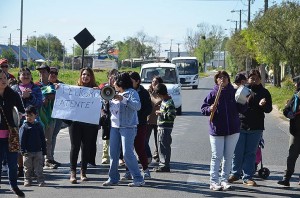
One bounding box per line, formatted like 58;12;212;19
283;92;300;119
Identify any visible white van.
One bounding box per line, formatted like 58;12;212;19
171;57;199;89
140;63;182;115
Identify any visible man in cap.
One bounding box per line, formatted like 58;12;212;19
35;64;57;169
48;67;64;166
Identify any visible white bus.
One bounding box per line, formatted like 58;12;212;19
171;57;199;89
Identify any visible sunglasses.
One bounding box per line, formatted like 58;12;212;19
50;71;58;75
1;65;8;68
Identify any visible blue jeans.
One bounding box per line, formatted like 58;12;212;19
209;133;239;184
231;130;263;181
51;119;63;158
107;127;144;183
0;138;18;188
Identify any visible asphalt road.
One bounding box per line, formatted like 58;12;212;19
1;75;300;198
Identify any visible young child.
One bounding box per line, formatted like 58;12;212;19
153;83;176;172
19;105;46;187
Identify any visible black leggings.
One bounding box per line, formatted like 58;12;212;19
69;122;98;171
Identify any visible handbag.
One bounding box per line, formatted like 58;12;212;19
0;105;20;152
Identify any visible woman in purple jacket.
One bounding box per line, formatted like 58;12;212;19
201;71;247;191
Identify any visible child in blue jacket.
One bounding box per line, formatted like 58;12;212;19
19;105;46;187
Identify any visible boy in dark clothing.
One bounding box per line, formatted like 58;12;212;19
19;105;46;187
153;83;176;172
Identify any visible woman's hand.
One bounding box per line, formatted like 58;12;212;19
259;98;266;106
210;104;217;112
22;88;32;99
113;94;123;101
155;110;161;115
54;83;60;90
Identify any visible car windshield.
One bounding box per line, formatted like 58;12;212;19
172;59;198;75
141;67;178;84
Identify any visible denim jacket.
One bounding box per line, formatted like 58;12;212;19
110;88;141;128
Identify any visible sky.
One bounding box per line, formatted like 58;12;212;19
0;0;284;57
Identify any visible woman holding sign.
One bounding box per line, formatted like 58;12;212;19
68;67;99;184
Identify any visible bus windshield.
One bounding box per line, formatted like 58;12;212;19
172;59;198;75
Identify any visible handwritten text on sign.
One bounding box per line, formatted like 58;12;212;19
51;84;101;125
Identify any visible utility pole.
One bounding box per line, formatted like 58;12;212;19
177;43;180;57
248;0;251;25
239;10;242;30
19;0;23;69
63;42;65;69
265;0;268;12
261;0;269;87
169;39;173;60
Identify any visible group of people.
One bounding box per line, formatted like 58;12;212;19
202;69;300;191
0;59;66;197
0;60;177;197
1;59;298;196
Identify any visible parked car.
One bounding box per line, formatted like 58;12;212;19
140;63;182;115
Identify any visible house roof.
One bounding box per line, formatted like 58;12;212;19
0;44;45;60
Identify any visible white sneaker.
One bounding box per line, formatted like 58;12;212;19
121;172;132;180
221;181;232;190
128;180;145;187
2;164;8;172
143;169;151;179
210;183;222;191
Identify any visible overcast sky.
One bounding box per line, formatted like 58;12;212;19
0;0;283;56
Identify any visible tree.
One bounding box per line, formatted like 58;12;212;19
27;34;64;61
187;23;225;67
248;1;300;86
74;44;89;56
0;49;16;66
97;36;115;54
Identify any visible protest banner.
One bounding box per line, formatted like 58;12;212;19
52;84;102;124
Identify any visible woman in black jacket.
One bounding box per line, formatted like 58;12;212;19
0;69;25;197
229;69;272;186
278;82;300;187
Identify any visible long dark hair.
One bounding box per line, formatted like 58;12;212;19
114;72;133;90
148;76;163;93
77;67;97;88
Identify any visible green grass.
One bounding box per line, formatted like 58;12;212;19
266;84;294;111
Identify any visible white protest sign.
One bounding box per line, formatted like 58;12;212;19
52;84;102;125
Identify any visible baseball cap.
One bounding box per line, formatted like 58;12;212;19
0;58;8;66
36;64;50;72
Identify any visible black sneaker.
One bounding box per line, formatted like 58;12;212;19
11;187;25;197
45;160;58;169
153;166;170;172
51;160;61;166
277;180;290;187
17;169;24;178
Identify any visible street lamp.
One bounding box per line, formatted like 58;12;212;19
27;30;36;66
227;19;238;33
69;38;74;70
9;29;20;46
231;9;246;30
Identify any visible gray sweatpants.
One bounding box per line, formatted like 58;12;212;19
158;127;173;168
23;151;44;183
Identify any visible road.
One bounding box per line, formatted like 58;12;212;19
1;75;300;197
